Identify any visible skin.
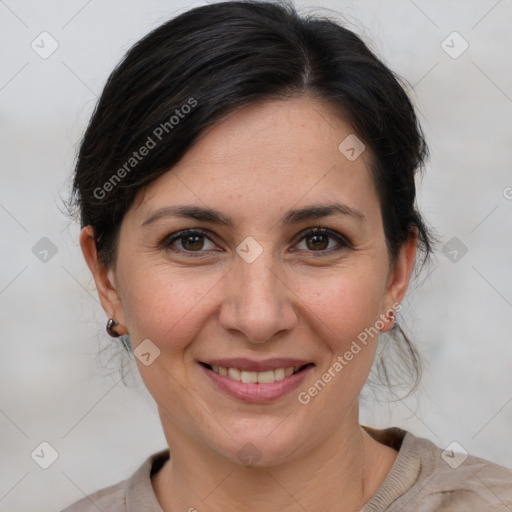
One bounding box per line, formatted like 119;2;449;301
81;96;418;511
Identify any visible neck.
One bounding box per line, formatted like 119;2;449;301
152;402;397;512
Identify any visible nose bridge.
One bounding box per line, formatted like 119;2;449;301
219;246;296;343
240;252;280;304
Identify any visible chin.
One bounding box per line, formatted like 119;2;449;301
209;419;313;468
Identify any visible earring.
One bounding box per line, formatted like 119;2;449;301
388;311;396;324
106;318;120;337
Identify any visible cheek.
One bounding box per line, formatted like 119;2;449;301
118;262;222;350
291;263;386;402
294;276;383;419
294;265;386;346
118;264;217;404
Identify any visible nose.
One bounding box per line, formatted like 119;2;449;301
218;250;298;345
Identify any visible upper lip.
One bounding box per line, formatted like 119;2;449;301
199;358;313;372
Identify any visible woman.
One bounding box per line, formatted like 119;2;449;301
62;1;512;510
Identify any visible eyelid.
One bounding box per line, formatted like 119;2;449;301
292;226;352;251
159;228;215;251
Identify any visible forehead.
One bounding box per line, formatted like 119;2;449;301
131;96;381;228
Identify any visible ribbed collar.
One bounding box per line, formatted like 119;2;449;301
124;426;421;511
359;426;422;511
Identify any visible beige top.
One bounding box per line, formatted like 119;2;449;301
60;426;512;511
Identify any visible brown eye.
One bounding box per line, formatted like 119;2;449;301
161;229;217;255
305;232;330;251
295;227;351;253
181;233;205;251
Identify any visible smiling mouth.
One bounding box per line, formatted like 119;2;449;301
200;362;313;384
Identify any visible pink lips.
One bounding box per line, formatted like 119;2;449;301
199;358;314;403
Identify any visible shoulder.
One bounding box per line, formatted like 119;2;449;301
60;480;126;512
59;449;170;512
361;426;512;512
394;430;512;511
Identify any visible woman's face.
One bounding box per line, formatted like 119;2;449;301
86;96;416;466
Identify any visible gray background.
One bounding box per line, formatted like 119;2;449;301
1;0;511;510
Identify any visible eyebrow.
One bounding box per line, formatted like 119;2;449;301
141;202;366;228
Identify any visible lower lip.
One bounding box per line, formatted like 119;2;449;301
200;364;313;403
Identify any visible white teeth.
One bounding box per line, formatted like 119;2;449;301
257;370;275;384
228;368;241;381
209;365;299;383
241;371;258;383
274;368;285;381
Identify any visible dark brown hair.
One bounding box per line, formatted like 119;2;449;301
68;0;439;394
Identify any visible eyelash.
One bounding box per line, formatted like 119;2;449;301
159;227;352;257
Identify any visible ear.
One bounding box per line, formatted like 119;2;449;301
380;227;418;332
80;226;128;335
